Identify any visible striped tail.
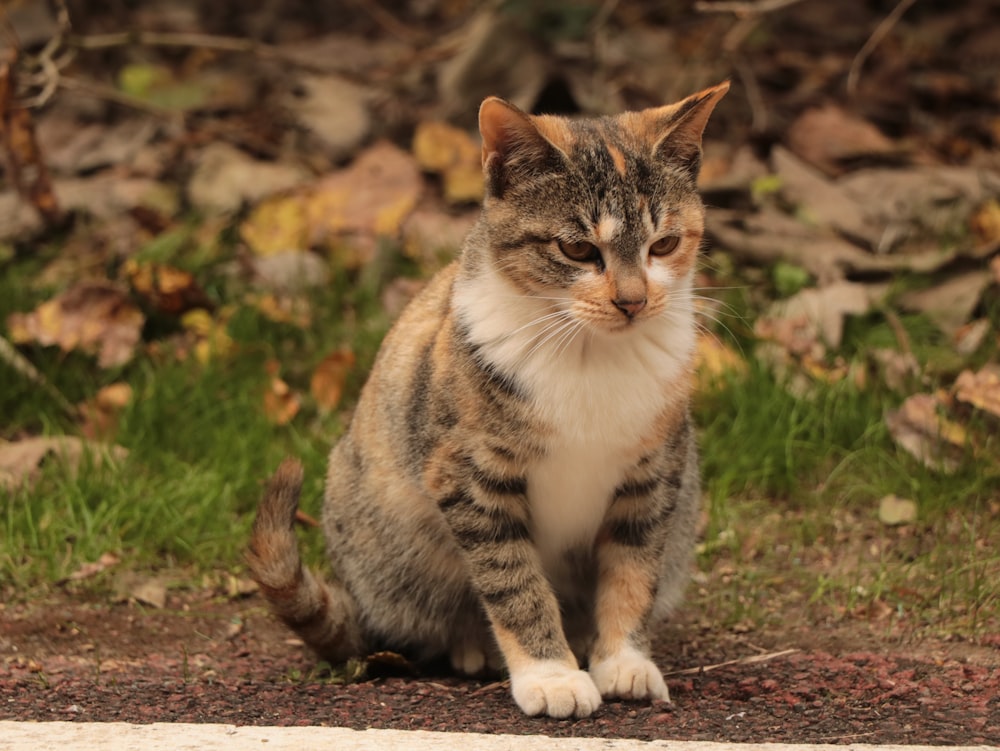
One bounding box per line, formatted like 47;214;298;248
246;458;364;662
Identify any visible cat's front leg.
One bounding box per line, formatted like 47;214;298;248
589;463;689;703
437;461;601;719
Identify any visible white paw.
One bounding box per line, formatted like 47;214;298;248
590;647;670;702
510;660;603;718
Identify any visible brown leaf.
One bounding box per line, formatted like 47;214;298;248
6;281;145;368
885;393;967;472
78;382;133;440
786;104;898;177
124;260;212;317
970;199;1000;250
0;53;62;224
310;349;356;413
954;365;1000;420
0;436;129;490
878;495;918;526
64;552;121;583
898;270;993;336
240;141;422;267
263;363;300;425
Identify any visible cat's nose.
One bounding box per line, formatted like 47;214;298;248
613;297;646;318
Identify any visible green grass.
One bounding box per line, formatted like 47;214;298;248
2;237;998;638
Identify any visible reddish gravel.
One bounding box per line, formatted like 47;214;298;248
2;593;999;744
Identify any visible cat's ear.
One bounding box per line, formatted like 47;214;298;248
646;81;729;178
479;97;566;198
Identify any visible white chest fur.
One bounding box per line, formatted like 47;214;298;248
453;264;696;568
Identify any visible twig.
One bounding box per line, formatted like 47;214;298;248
663;648;800;677
0;335;78;417
846;0;917;97
342;0;423;45
696;0;807;16
56;74;183;122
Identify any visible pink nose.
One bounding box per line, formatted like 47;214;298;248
613;298;646;318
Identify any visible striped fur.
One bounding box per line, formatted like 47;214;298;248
247;82;728;719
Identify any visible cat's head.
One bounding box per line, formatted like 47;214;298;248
475;82;728;334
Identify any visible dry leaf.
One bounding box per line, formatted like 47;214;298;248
179;308;235;364
79;382;133;439
187;142;309;215
310;349;356;413
970;199;1000;249
878;495;918;526
245;292;312;327
786;104;898;177
954;365;1000;420
241;142;422;266
65;552;120;582
412;120;484;204
885;393;967;472
263;362;300;425
953;319;991;356
0;53;62;224
0;436;128;490
130;577;168;609
898;270;993;336
125;259;212;317
695;333;746;385
756;281;887;357
6;281;144;368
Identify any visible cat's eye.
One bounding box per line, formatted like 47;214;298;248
558;240;601;263
649;236;680;257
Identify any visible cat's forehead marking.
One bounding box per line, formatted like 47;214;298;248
595;214;621;243
604;141;627;177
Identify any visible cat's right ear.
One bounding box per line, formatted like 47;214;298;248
479;97;563;198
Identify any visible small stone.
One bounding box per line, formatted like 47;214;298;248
878;494;918;526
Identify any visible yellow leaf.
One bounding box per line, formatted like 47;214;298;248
240;196;310;256
413;120;483;204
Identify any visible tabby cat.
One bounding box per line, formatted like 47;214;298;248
247;81;728;719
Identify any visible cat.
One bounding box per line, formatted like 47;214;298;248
247;81;728;719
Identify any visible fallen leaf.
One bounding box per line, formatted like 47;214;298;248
6;281;144;368
878;495;918;526
401;206;477;272
249;249;330;293
263;362;300;425
187;142;310;215
124;259;212;316
180;308;235;364
786;104;899;177
952;319;991;356
0;53;62;224
0;436;129;490
284;74;371;161
78;382;133;439
129;577;168;609
413;120;483;204
380;277;426;319
755;281;887;357
695;333;746;385
245;292;312;327
310;349;356;413
304;141;423;265
970;199;1000;250
64;552;121;582
898;270;993;336
954;365;1000;420
885;393;967;472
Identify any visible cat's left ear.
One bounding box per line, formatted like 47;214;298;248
646;81;730;178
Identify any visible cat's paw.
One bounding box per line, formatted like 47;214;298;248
510;661;602;718
589;647;670;702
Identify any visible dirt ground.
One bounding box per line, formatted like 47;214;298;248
2;590;998;745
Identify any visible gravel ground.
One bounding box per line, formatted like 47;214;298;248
2;593;998;745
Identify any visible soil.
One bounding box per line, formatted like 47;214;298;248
3;591;998;745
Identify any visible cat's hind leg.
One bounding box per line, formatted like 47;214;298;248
246;458;366;663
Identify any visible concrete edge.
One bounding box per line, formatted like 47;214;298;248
0;722;996;751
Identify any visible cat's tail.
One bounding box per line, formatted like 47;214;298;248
246;457;365;662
